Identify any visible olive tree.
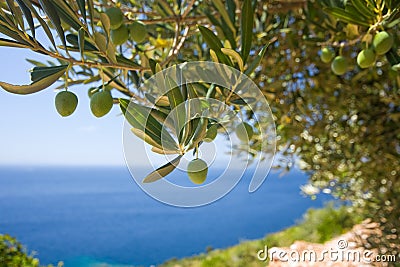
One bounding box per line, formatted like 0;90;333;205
0;0;399;255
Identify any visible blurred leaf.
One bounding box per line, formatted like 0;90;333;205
0;65;67;94
221;48;244;72
142;155;182;183
324;7;371;26
241;0;254;63
78;28;86;59
87;0;95;30
213;0;236;35
350;0;375;19
5;0;24;31
198;25;233;66
245;43;271;75
77;0;86;22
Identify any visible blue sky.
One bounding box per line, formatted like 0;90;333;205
0;47;126;166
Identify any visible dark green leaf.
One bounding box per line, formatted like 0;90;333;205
165;76;186;142
52;0;83;31
78;28;85;60
198;25;233;66
77;0;86;22
324;7;371;27
0;65;67;94
30;64;69;83
142;155;182;183
241;0;254;63
350;0;375;19
245;43;271;75
20;0;56;49
0;38;30;48
15;0;35;38
38;0;67;49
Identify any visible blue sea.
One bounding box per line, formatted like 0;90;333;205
0;166;330;267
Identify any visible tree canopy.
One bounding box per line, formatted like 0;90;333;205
0;0;399;256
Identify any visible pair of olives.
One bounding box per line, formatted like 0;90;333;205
55;90;113;118
105;7;147;45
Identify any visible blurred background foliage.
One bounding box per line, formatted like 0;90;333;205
0;0;399;260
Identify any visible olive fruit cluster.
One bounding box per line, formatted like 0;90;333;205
320;31;394;75
105;7;147;45
357;31;394;69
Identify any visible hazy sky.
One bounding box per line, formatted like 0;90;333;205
0;47;127;166
0;47;236;168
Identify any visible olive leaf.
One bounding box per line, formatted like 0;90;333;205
241;0;254;64
245;43;271;75
37;0;67;50
0;65;68;95
30;64;69;83
52;0;84;31
0;38;30;48
15;0;35;38
198;26;233;66
324;7;371;27
77;0;86;22
165;76;186;143
142;155;183;183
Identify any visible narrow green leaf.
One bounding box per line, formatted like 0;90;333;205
38;0;67;49
185;117;208;151
245;43;270;75
78;28;85;60
30;64;69;83
0;38;30;48
66;33;98;51
0;65;67;95
324;7;371;26
20;0;56;49
241;0;254;63
213;0;236;35
87;0;95;30
5;0;24;31
165;76;186;142
116;55;142;68
15;0;35;37
226;0;236;25
386;48;400;66
125;101;178;151
142;155;183;183
350;0;375;18
52;0;83;31
198;26;233;66
77;0;86;22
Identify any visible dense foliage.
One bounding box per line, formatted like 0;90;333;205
0;234;61;267
0;0;399;256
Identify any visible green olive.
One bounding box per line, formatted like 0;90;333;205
331;56;347;75
90;90;113;118
105;7;124;30
357;48;376;69
373;31;394;55
55;91;78;117
129;21;147;43
111;25;129;45
320;47;335;63
187;159;208;185
235;122;254;142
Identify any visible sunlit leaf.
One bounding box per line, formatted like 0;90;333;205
0;65;68;94
142;155;183;183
